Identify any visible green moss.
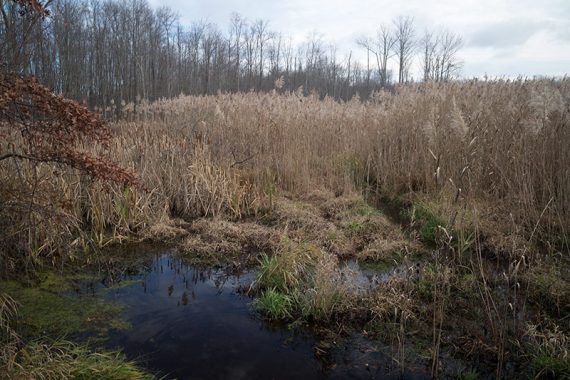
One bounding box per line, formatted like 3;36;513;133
0;281;128;339
416;208;445;244
415;278;433;302
339;198;383;218
325;230;341;242
410;337;432;360
381;194;406;208
255;240;345;322
36;271;74;292
1;269;149;379
327;197;383;221
35;271;99;293
448;271;480;305
341;203;382;235
363;320;385;338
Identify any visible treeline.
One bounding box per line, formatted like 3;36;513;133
1;0;463;109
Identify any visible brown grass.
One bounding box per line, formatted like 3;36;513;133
2;80;569;378
179;218;278;261
1;79;569;264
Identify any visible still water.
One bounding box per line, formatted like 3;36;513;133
101;249;427;380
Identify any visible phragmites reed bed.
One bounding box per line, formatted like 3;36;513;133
1;78;569;264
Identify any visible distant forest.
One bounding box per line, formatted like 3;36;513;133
1;0;463;109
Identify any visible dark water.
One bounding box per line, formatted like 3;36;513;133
103;251;325;379
101;249;429;380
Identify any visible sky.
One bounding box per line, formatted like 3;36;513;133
148;0;570;79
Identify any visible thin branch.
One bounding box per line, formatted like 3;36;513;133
0;153;37;161
230;153;256;168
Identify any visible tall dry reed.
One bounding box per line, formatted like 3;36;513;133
1;79;568;263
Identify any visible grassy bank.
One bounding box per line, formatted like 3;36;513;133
0;270;153;379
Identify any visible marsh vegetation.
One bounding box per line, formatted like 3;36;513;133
1;1;569;378
2;78;569;378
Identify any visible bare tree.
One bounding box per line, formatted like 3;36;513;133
420;29;437;82
2;0;466;103
345;50;352;98
0;0;54;74
253;19;271;90
328;43;340;97
421;29;463;82
436;29;463;81
392;16;415;84
356;36;372;88
358;24;395;88
282;36;293;90
155;6;177;97
201;23;220;94
229;12;245;91
303;31;324;91
268;31;282;80
374;25;396;86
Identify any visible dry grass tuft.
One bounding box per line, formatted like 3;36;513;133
365;276;417;321
263;198;353;257
319;194;374;220
298;255;362;321
255;238;364;321
180;219;278;260
359;238;420;261
143;218;190;243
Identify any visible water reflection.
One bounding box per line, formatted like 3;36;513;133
104;253;325;380
101;250;427;380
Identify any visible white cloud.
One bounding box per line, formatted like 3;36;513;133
149;0;570;78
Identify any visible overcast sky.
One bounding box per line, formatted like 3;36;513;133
148;0;570;79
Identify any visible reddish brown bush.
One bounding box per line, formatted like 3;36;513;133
0;73;137;185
